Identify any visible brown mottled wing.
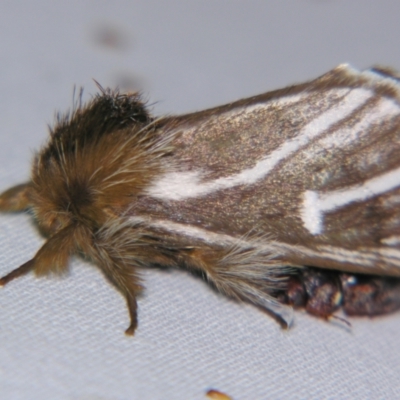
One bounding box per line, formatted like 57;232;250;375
132;65;400;277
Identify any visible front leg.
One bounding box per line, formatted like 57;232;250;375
0;259;35;286
93;258;143;336
89;228;145;335
125;293;138;335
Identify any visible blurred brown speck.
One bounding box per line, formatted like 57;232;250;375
91;24;130;51
206;389;233;400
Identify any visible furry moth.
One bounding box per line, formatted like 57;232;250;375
1;64;400;335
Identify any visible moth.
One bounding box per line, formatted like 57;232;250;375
1;64;400;335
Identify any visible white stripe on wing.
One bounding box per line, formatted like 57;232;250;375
302;166;400;235
147;88;372;201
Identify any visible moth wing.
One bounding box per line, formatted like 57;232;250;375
142;65;400;277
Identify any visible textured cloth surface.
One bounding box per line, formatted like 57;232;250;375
1;2;400;399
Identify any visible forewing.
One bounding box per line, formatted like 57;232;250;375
136;65;400;277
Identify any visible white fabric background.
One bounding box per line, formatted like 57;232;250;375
1;1;400;399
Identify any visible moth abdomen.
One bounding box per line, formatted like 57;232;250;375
279;267;400;319
341;272;400;316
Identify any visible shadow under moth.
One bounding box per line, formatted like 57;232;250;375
1;64;400;335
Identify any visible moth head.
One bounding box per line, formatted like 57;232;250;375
28;88;157;236
0;89;159;276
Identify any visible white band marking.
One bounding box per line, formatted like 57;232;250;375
316;96;399;152
382;236;400;246
302;166;400;235
147;88;372;201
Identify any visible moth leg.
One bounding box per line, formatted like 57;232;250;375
0;183;34;285
0;183;31;211
125;293;138;336
186;246;294;327
90;255;142;335
107;278;142;336
90;224;146;335
101;272;142;336
1;225;77;286
0;259;35;286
